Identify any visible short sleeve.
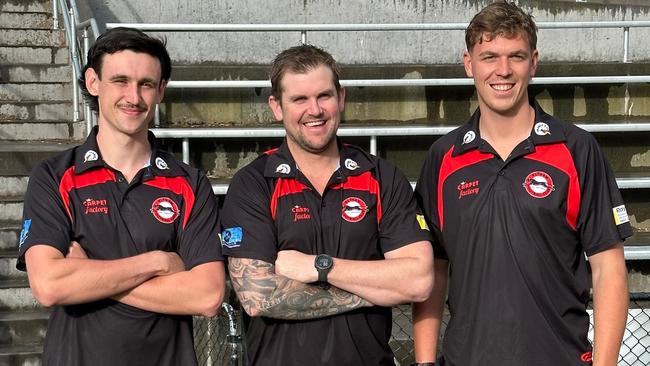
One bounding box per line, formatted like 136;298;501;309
574;133;633;256
17;162;72;271
414;144;448;259
177;173;224;269
376;159;432;254
220;167;278;263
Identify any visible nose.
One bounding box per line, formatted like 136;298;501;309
124;83;140;104
306;98;322;116
495;57;512;77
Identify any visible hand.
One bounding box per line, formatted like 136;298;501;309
66;241;88;259
158;251;185;276
275;250;318;283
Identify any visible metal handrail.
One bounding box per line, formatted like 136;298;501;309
54;0;100;131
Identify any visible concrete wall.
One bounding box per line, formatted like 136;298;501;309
79;0;650;64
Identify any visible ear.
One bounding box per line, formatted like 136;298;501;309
268;95;284;121
337;87;346;113
463;50;473;78
85;68;100;96
530;49;539;78
157;80;167;104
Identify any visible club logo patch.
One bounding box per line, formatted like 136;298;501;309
292;205;311;222
344;159;359;171
534;122;551;136
341;197;368;223
221;227;243;248
462;131;476;144
275;164;291;174
523;171;555;198
613;204;630;225
84;150;98;163
155;157;169;170
457;180;480;199
19;219;31;249
150;197;180;224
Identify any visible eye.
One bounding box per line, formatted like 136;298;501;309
141;81;156;89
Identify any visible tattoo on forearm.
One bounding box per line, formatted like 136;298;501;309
228;258;372;320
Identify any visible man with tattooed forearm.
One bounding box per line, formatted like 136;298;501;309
220;45;434;366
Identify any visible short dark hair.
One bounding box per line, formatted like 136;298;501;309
465;1;537;52
269;44;341;100
79;27;172;111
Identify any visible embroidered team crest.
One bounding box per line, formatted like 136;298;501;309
155;157;169;170
344;159;359;171
275;164;291;174
84;150;98;163
523;171;555;198
150;197;180;224
341;197;368;223
534;122;551;136
462;131;476;145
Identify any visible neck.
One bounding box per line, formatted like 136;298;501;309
478;101;535;144
287;140;340;194
96;125;151;180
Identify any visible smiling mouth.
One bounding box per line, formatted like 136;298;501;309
490;83;514;91
303;120;326;127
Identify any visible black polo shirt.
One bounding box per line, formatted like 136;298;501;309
17;126;223;366
415;100;633;366
221;140;431;366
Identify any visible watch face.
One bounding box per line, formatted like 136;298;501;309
316;255;332;269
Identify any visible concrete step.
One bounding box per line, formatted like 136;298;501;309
0;311;48;348
0;343;42;366
0;226;20;254
0;177;29;200
1;0;51;13
0;281;40;312
0;203;22;227
0;121;85;141
0;141;75;176
0;46;69;65
0;257;27;282
2;65;72;83
0;102;73;122
0;13;52;30
0;29;65;48
0;83;71;102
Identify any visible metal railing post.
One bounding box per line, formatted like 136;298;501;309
182;138;190;164
301;30;307;44
52;0;59;29
69;9;80;123
623;26;630;63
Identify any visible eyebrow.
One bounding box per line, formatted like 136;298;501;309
107;74;159;85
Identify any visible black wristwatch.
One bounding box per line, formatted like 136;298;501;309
314;254;333;283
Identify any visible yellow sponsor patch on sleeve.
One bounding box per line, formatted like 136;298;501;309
416;214;429;231
613;205;629;225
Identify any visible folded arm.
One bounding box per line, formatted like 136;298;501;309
228;257;372;320
590;242;628;366
276;241;434;306
24;243;183;307
113;261;226;317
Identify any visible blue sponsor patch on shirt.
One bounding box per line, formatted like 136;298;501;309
221;227;243;248
19;219;31;250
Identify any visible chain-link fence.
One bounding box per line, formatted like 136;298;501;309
194;292;650;365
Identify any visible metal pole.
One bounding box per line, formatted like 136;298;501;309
623;26;630;63
154;105;161;127
369;135;377;155
52;0;59;29
69;9;80;123
182;138;190;164
301;30;307;44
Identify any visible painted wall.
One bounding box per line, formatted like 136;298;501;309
79;0;650;64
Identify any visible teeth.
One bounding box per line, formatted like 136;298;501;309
491;84;513;91
304;120;325;127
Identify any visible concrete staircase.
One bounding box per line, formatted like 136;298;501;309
1;0;81;364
